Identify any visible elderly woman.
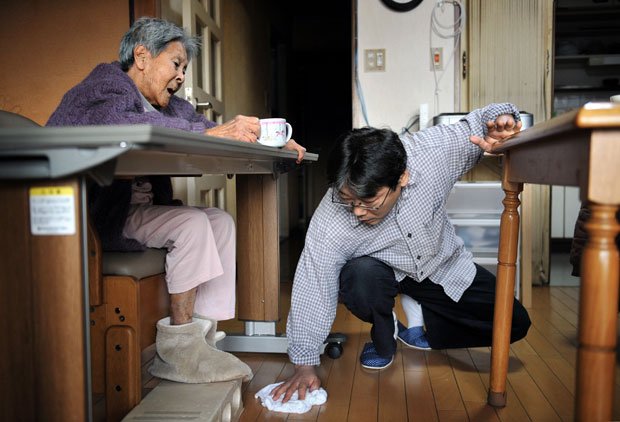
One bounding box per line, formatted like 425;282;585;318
47;17;304;384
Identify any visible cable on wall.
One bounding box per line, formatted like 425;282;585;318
355;50;371;127
429;0;465;116
353;0;370;127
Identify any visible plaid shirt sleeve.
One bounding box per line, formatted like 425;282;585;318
286;194;349;366
405;102;521;183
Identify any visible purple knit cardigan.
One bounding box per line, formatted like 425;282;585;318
47;61;217;131
46;62;218;251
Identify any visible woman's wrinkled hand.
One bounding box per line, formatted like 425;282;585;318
469;113;522;153
205;115;260;143
283;138;307;163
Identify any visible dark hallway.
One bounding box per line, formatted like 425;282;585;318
268;1;353;222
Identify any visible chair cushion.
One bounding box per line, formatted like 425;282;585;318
0;110;40;127
102;248;166;279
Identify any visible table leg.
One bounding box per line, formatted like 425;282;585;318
220;175;287;352
488;183;522;407
576;203;620;421
222;174;329;355
235;174;279;322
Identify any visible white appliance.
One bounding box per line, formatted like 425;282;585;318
432;111;534;128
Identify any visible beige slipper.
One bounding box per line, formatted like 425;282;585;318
149;317;252;383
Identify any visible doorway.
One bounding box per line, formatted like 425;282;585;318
268;0;353;231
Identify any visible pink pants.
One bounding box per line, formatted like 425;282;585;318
123;205;235;320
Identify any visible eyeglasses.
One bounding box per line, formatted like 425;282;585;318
332;188;392;211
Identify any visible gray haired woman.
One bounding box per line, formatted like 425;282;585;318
47;17;304;384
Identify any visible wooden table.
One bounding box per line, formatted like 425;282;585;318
0;125;317;422
488;103;620;421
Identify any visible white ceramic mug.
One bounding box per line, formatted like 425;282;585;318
611;94;620;104
258;118;292;147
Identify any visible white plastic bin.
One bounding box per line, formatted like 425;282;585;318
447;182;521;299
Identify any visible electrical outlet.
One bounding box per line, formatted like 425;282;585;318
375;49;385;71
430;47;443;71
365;49;386;72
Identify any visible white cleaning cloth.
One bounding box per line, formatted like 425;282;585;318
254;381;328;413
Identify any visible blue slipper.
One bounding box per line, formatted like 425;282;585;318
397;321;431;350
360;342;394;370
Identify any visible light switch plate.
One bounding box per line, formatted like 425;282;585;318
365;49;386;72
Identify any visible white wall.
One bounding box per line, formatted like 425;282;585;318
355;0;460;131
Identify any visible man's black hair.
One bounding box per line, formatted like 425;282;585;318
326;127;407;199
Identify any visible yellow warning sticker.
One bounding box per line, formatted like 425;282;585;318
29;187;74;196
29;186;76;235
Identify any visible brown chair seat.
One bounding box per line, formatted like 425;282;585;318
102;248;166;279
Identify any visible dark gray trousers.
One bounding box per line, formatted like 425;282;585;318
339;256;531;357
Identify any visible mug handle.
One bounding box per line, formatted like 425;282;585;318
285;123;293;142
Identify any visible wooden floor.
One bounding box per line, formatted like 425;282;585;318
220;284;620;422
96;232;620;422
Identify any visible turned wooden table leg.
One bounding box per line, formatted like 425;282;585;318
488;181;522;407
576;203;620;421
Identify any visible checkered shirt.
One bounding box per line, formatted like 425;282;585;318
286;103;521;365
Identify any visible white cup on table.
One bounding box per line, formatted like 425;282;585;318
257;118;292;147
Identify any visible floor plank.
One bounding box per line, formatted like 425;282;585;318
427;350;467;414
348;333;379;422
377;349;408;421
511;339;573;421
404;367;440;421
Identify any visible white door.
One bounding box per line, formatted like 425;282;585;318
162;0;230;212
181;0;223;123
